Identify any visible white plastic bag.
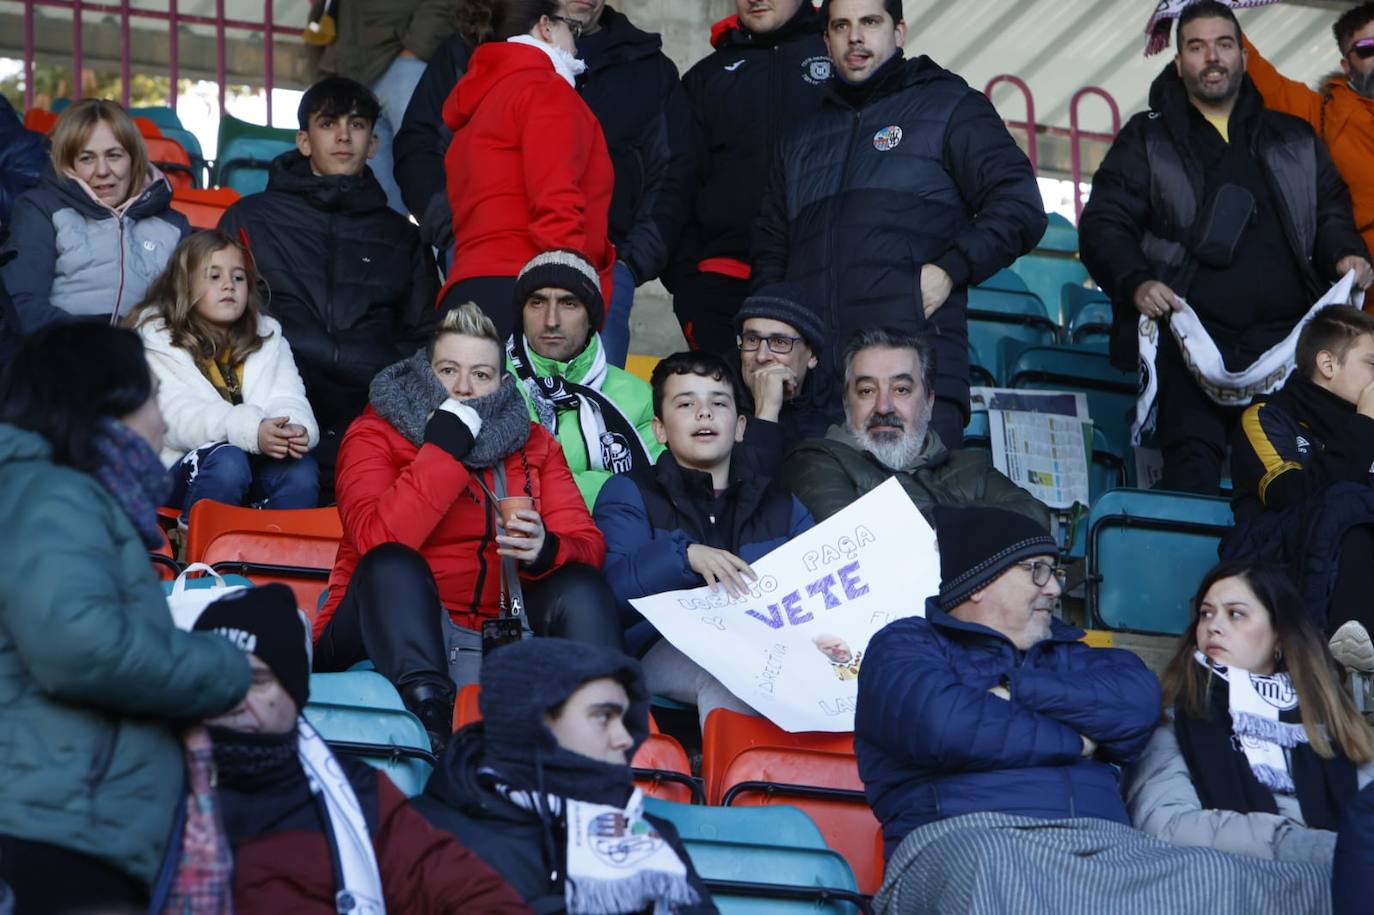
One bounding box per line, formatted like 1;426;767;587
166;562;247;630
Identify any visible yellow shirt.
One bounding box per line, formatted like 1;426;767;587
1205;114;1230;143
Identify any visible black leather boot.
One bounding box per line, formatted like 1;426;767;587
399;681;455;758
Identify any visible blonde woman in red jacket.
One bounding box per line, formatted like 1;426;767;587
436;0;616;341
314;303;621;751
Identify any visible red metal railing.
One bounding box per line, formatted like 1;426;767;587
18;0;300;121
984;74;1038;174
1069;87;1122;221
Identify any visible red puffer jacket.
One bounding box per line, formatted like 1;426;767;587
437;40;616;307
317;407;606;637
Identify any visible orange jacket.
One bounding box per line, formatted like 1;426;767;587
1245;36;1374;271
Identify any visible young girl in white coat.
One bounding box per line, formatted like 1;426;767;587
129;230;319;520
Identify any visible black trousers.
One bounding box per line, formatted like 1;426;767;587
1156;333;1242;494
1330;524;1374;637
671;269;749;361
0;835;147;915
442;276;518;343
313;543;624;696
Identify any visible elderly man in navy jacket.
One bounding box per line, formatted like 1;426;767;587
856;504;1160;862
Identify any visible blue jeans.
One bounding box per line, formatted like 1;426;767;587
601;261;636;368
170;443;320;522
369;56;428;216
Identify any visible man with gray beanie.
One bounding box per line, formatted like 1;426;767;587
507;249;663;508
734;282;843;469
856;505;1159;865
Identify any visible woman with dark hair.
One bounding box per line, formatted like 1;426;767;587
436;0;616;341
1;99;189;335
1124;560;1374;864
314;302;622;752
0;322;250;913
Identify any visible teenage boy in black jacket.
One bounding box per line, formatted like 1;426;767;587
593;351;813;730
219;77;437;498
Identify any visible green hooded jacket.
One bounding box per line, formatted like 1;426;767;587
0;424;251;886
509;336;663;508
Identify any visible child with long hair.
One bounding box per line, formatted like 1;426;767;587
127;230;319;520
1124;560;1374;865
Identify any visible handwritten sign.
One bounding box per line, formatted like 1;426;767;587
630;478;938;732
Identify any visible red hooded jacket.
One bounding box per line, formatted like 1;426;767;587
438;41;616;309
317;408;606;637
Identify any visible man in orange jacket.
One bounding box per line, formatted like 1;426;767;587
1244;3;1374;299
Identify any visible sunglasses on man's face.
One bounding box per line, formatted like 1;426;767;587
1350;39;1374;60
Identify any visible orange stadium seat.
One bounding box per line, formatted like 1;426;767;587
171;186;240;230
185;502;341;619
144;135;195;191
701;708;853;805
23;107;58;133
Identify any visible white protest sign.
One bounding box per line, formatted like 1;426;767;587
629;477;938;732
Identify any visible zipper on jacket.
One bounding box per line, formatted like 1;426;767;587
111;218;127;324
325;214;338;337
470;472;493;618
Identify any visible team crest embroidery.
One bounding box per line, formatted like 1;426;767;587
872;125;903;151
600;431;633;474
801;55;832;85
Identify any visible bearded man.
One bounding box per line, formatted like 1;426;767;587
780;327;1049;526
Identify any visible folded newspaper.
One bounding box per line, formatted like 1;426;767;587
969;387;1092;509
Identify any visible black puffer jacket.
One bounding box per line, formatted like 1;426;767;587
751;54;1046;415
1079;66;1364;370
414;638;717;915
218;151;436;433
392;7;691;285
670;5;832;276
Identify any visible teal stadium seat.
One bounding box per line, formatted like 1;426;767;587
1061;283;1110;328
1087;489;1233;634
978;267;1032;294
1009;214;1090;325
214;114;297;194
1008;344;1138;462
969;343;997;388
303;701;433;796
308;670;405;711
1038;212;1079;253
966;286;1059;387
644;798;828;848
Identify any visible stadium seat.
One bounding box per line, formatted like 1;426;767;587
185;502;342;619
720;747;883;894
143;134;196;191
304;701;433;797
22;107;58;134
149;524;179;580
1007;344;1138;461
453;683;483;730
1087;488;1234;634
128;105;185;132
1061;283;1110;328
625;354;660;385
1037;212;1079;253
969;344;997;388
1010;238;1091;326
977;267;1032;295
1068;299;1113;346
214;114;296;194
308;670;405;711
966;287;1060;385
171;186;241;230
701;709;853;806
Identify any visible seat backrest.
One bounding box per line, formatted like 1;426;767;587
720;748;882;894
977;268;1031;295
1062;284;1110;327
186;503;342;619
216;135;295;194
643;798;828;848
304;702;433;796
144;136;194;191
171;186;241;230
1009;345;1138;458
701;709;853;805
1037;212;1079;253
453;683;483;730
1009;252;1090;325
1069;300;1114;344
633;733;697;804
967;286;1051;321
1088;488;1234;634
308;670;405;711
129;105;186;132
676;839;858;896
23;107;59;134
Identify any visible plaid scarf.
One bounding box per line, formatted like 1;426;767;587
90;416;171;549
160;727;235;915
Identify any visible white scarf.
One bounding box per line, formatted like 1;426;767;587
1144;0;1281;56
507;34;587;87
297;718;387;914
1133;271;1360;445
492;783;699;914
1193;651;1307;794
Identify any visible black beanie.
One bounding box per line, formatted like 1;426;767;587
512;249;605;331
194;584;311;712
935;505;1057;611
735;282;828;353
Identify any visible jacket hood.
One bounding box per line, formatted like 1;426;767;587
712;2;821;50
424;721;534;823
40;166;174;222
823;422;950;474
579;6;663;73
444;41;558;133
0;423;53;466
263;149;388;214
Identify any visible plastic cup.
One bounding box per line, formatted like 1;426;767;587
498;496;535;529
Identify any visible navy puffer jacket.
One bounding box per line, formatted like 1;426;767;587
855;601;1161;858
751;54;1045;415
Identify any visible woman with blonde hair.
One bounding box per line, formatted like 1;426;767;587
1124;560;1374;865
315;301;621;752
127;230;319;522
1;98;188;335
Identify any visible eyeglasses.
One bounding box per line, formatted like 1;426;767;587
1017;560;1066;588
548;14;584;39
738;332;804;354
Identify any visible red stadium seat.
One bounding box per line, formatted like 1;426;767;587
453;683;482;731
144;135;195;191
700;709;853;805
185;502;341;619
170;186;240;230
148;524;179;581
23;107;58;133
719;747;883;894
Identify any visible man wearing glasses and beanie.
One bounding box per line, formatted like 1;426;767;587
855;505;1160;888
735;283;843;469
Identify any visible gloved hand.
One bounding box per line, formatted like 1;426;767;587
424;398;483;461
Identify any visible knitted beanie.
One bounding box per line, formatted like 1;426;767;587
512;249;605;330
193;584;311;712
935;505;1057;611
734;282;828;353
